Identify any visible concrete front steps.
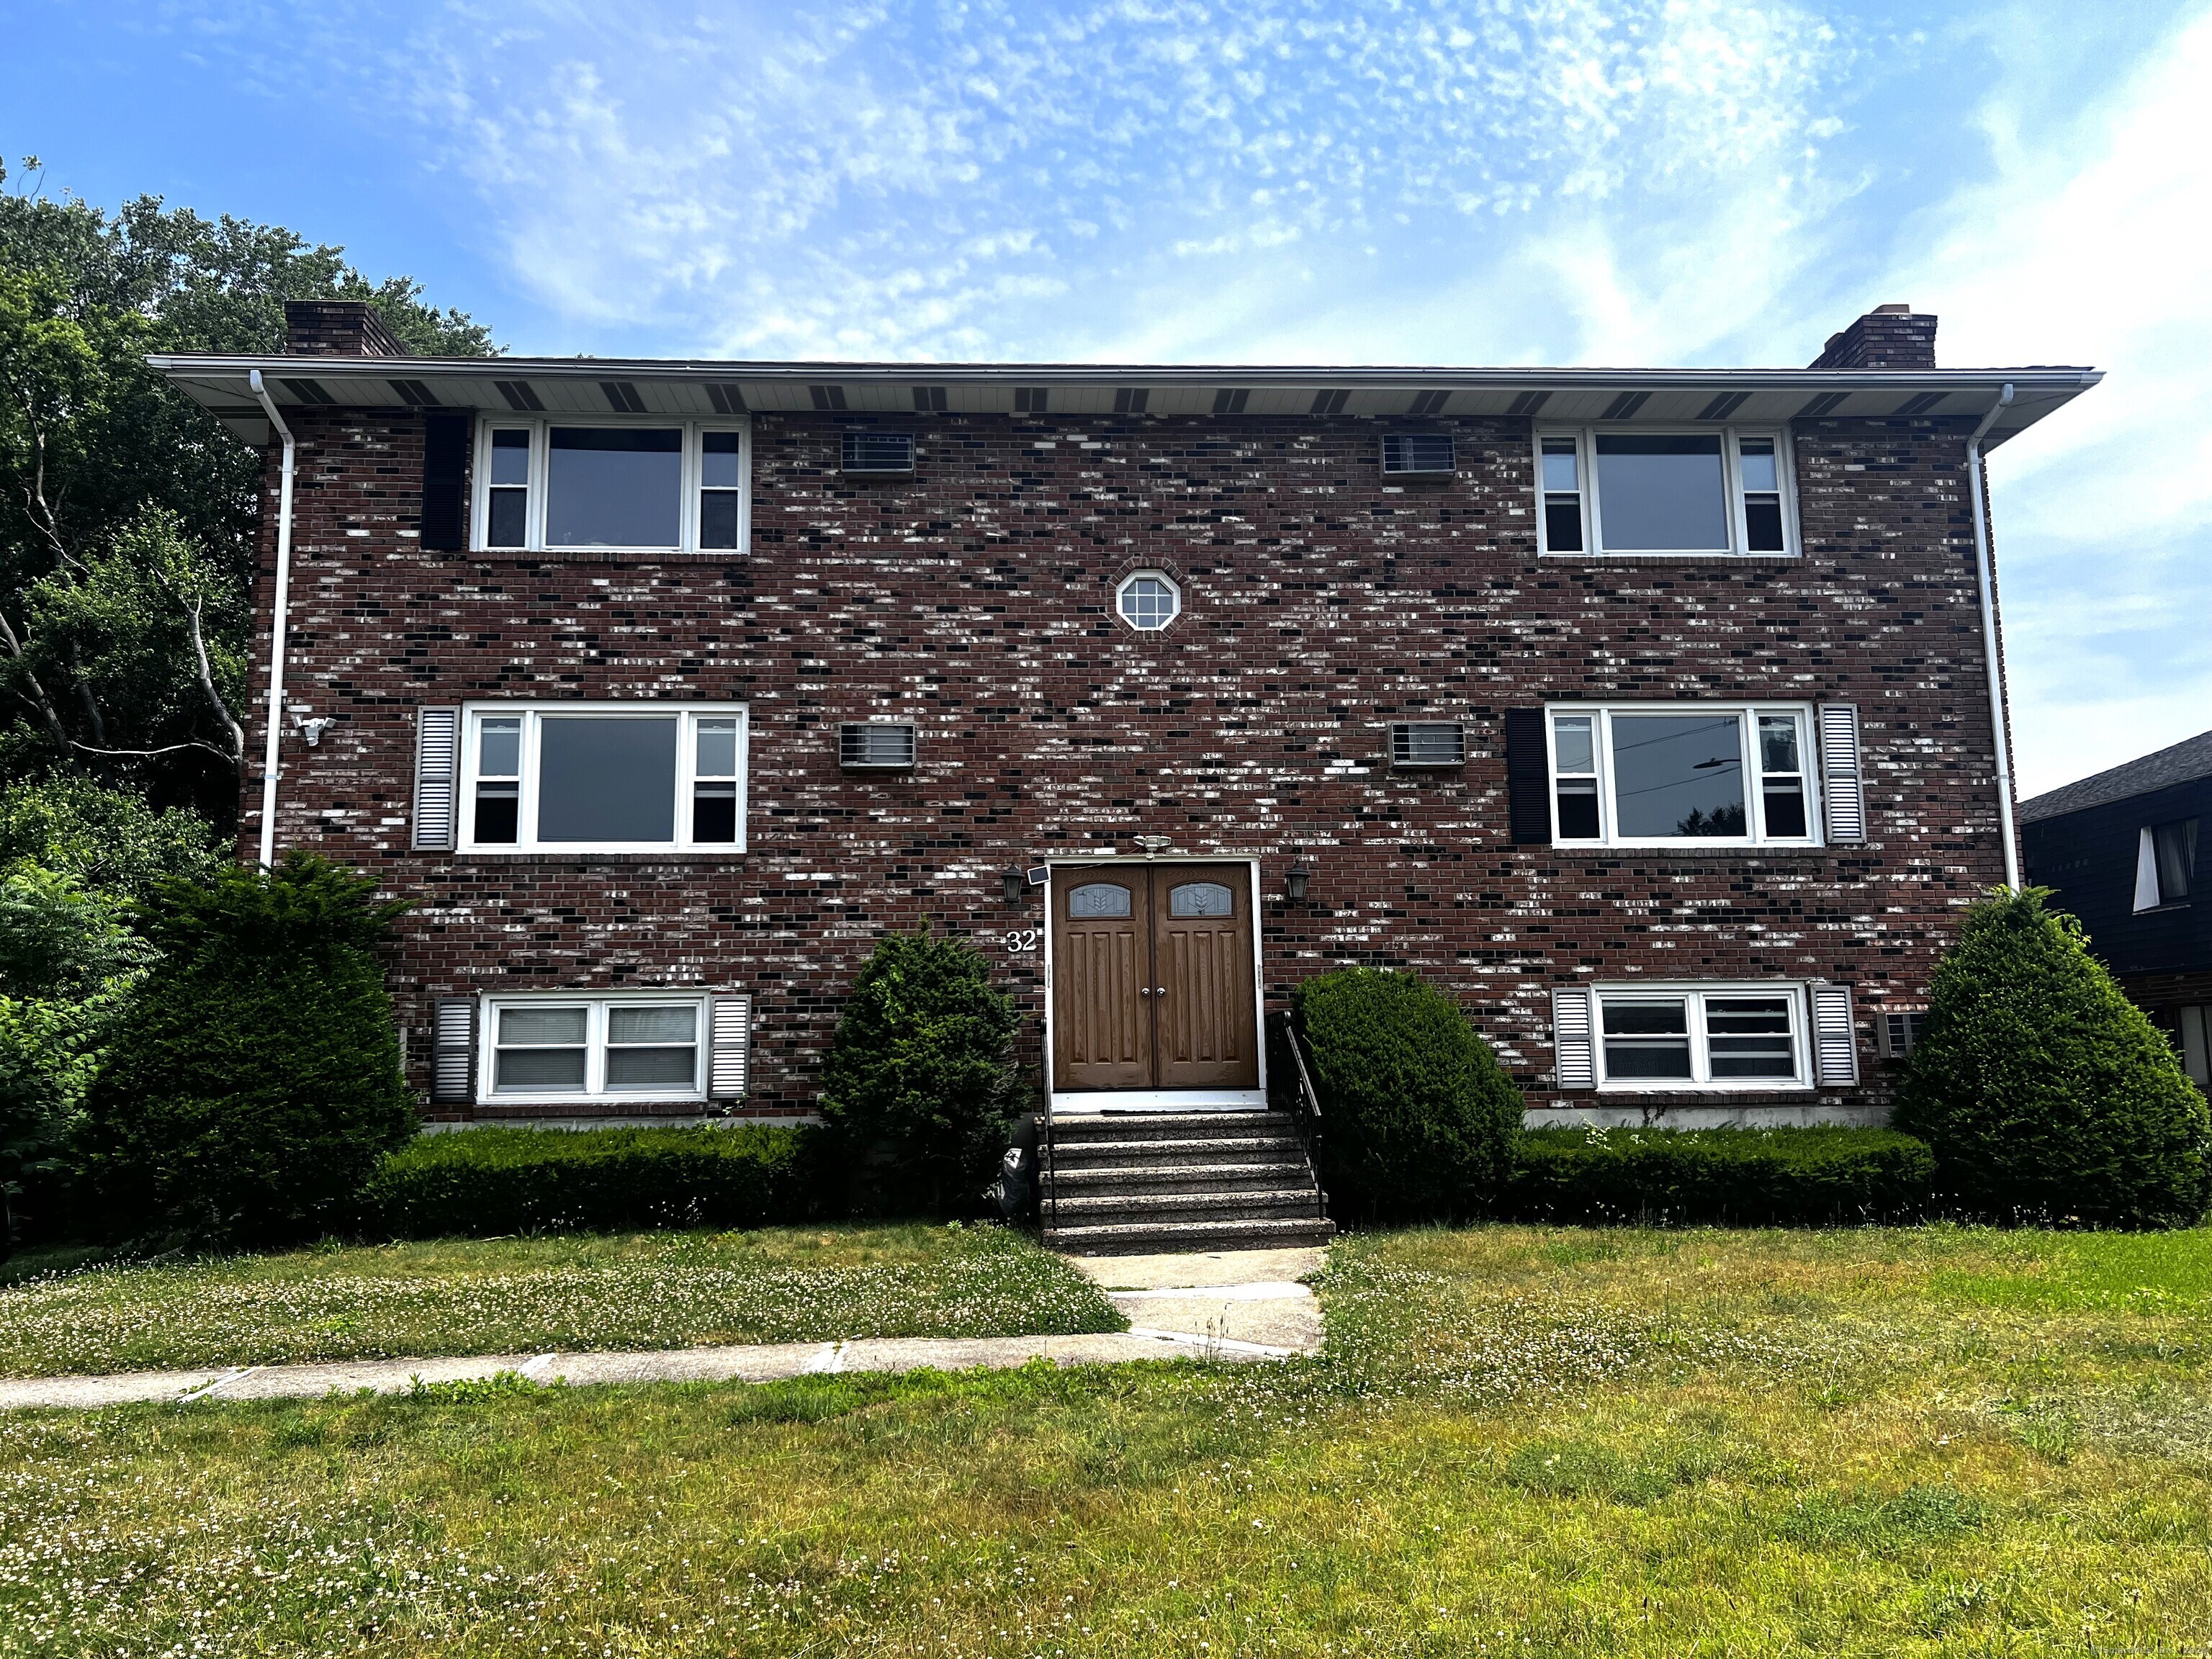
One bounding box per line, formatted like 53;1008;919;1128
1040;1111;1335;1254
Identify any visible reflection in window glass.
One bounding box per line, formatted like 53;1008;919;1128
488;429;531;547
693;717;740;845
2154;818;2198;902
1739;437;1786;552
1595;434;1729;552
1118;574;1180;631
700;431;744;549
1169;882;1234;918
547;428;682;547
1609;714;1745;837
475;715;523;844
1757;715;1808;838
1601;999;1693;1079
1069;883;1133;919
1541;437;1584;552
1552;714;1600;839
537;717;678;842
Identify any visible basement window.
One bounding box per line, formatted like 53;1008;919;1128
474;421;749;553
1536;427;1797;557
485;992;707;1102
1596;985;1809;1089
461;702;748;853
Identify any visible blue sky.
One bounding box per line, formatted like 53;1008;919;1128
6;0;2208;799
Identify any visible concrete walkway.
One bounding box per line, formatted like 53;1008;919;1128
0;1247;1325;1412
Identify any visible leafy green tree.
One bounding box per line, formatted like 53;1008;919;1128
78;853;416;1244
1295;966;1523;1220
0;772;225;899
819;930;1020;1213
0;157;495;824
1895;887;2211;1228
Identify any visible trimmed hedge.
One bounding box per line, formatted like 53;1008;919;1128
360;1124;827;1238
1506;1126;1936;1226
1297;966;1521;1220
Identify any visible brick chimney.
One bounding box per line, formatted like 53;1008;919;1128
283;299;408;357
1808;303;1937;370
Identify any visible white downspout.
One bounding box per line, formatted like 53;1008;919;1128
1966;382;2018;890
247;370;296;870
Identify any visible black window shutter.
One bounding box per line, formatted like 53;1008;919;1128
421;412;472;551
1504;708;1552;845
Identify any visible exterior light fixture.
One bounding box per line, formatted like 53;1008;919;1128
1002;866;1027;904
1287;863;1311;902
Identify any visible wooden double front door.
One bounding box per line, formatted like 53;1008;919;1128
1051;863;1259;1094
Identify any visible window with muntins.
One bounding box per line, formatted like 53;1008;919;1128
474;420;749;552
1546;703;1819;847
1596;985;1809;1089
485;994;706;1102
1536;428;1795;557
461;703;747;853
1117;570;1182;631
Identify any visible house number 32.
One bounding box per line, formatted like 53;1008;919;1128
1002;928;1041;953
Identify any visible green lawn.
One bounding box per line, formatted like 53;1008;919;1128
0;1223;1124;1375
1;1224;2208;1655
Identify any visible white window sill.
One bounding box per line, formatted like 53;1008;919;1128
1538;550;1800;561
457;846;748;858
485;1094;710;1108
1595;1080;1814;1094
1554;840;1826;853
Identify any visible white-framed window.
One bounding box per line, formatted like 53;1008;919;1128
1117;570;1182;631
1536;427;1796;558
460;702;747;854
1595;983;1811;1091
482;990;708;1103
1547;703;1820;848
473;418;751;553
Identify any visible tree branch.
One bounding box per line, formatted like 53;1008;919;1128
179;590;244;766
68;738;238;763
0;598;71;750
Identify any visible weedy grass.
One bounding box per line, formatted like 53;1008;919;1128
1;1224;2207;1656
0;1223;1123;1376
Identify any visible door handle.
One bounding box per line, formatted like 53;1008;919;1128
1153;986;1166;996
1139;987;1151;997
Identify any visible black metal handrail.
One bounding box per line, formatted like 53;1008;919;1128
1269;1010;1328;1223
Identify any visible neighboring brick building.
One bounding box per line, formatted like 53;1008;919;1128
2021;732;2212;1089
153;303;2099;1135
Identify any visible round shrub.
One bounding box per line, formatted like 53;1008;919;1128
79;853;416;1244
1295;966;1521;1220
1894;886;2211;1228
819;929;1019;1212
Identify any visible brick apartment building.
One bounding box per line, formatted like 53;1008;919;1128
152;302;2099;1141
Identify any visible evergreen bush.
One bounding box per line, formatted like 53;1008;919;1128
1507;1126;1935;1225
818;930;1020;1212
78;853;416;1243
361;1123;825;1237
1295;966;1521;1220
1894;886;2211;1228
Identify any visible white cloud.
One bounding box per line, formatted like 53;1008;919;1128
1887;4;2212;797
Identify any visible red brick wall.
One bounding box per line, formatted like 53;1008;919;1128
245;407;2012;1123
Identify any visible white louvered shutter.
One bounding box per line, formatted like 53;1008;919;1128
1551;986;1596;1090
1810;982;1859;1086
1817;705;1865;843
413;708;461;851
431;998;477;1104
709;995;753;1100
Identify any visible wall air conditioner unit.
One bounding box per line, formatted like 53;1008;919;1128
1390;721;1467;768
840;723;918;770
1382;433;1455;477
841;432;915;475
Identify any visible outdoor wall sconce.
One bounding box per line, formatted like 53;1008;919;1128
1287;863;1311;902
1002;866;1028;904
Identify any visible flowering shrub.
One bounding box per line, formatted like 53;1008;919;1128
1506;1125;1935;1226
361;1123;827;1237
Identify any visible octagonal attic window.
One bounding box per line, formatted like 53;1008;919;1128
1117;570;1181;631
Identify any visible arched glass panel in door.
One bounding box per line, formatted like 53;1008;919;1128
1169;881;1235;918
1068;882;1133;918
